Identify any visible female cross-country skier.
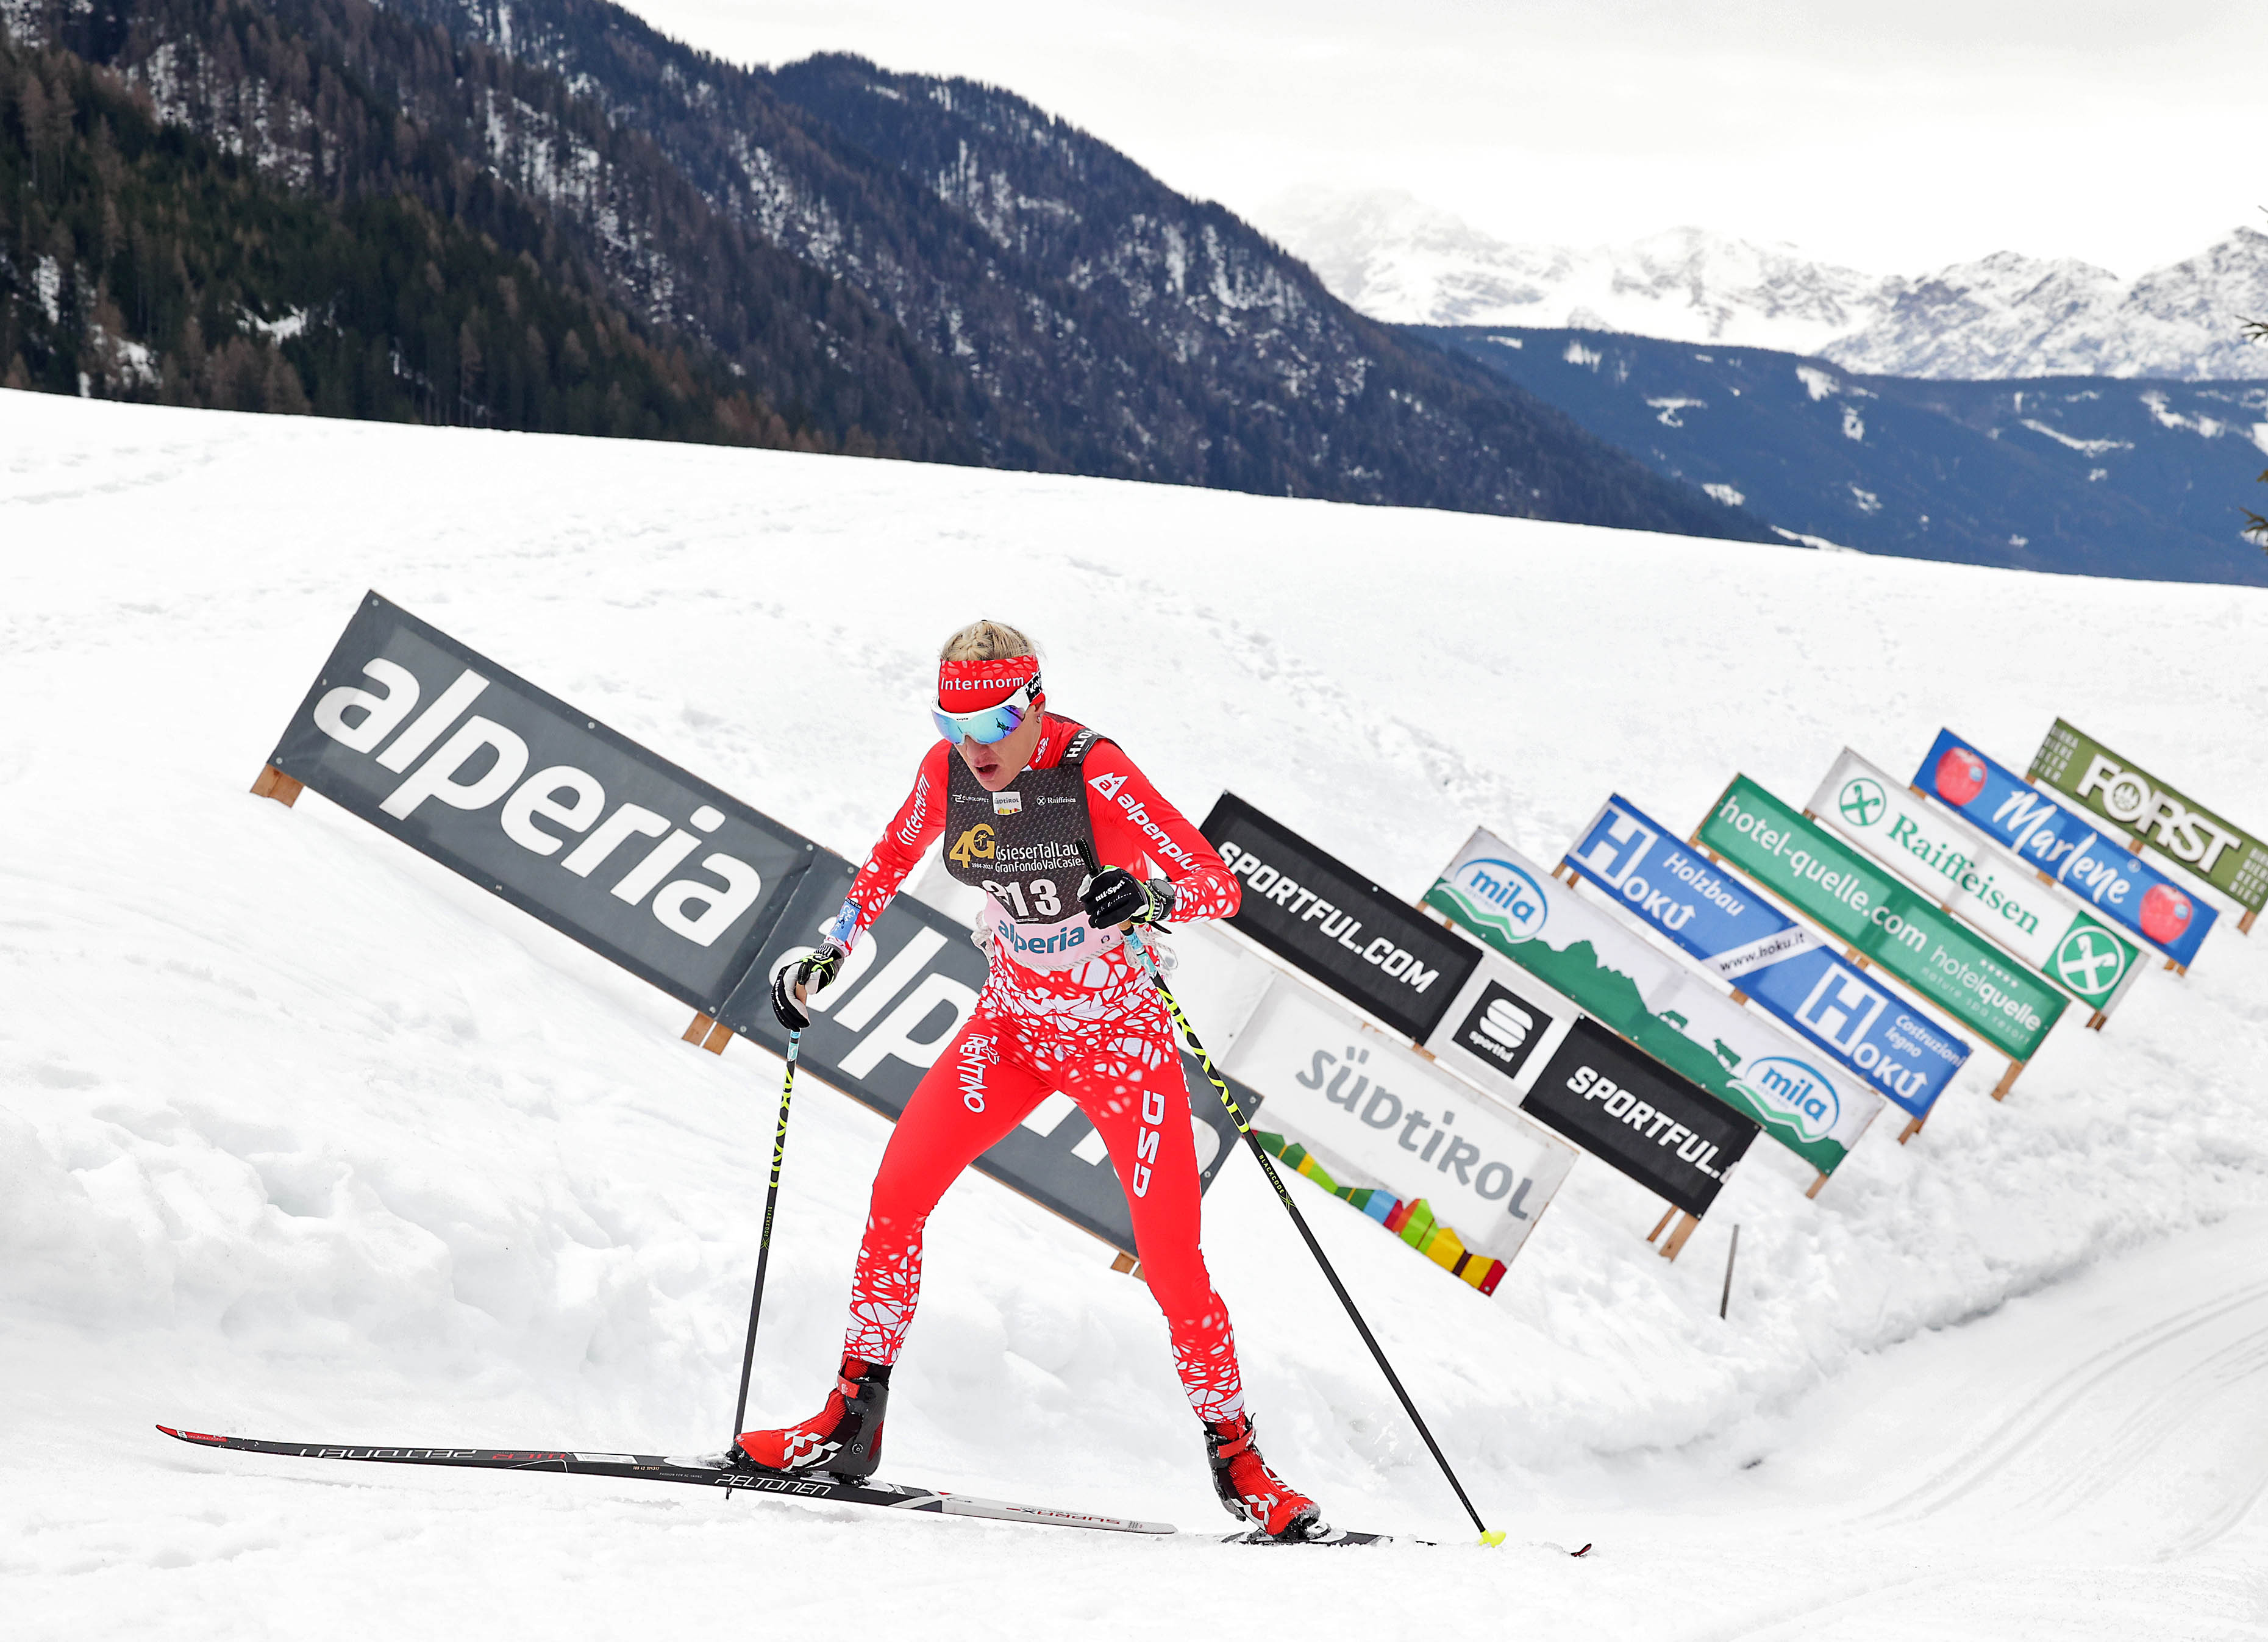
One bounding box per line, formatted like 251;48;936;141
729;619;1325;1540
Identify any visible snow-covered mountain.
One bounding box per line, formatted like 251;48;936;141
1258;190;2268;380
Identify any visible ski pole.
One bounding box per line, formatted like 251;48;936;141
730;1027;801;1438
1082;847;1501;1546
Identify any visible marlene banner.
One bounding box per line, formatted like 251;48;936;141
720;853;1255;1259
1564;793;1970;1118
1199;793;1480;1042
1696;777;2067;1063
266;591;814;1015
1914;729;2217;966
1219;972;1575;1276
2029;720;2268;921
1424;829;1881;1174
1809;748;2146;1020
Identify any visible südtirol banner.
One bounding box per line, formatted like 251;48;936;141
1424;829;1881;1174
2029;720;2268;921
1697;777;2067;1063
1809;748;2145;1019
1564;794;1970;1118
1914;730;2217;966
1221;973;1577;1283
266;591;815;1016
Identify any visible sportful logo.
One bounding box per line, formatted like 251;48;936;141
313;660;765;948
1731;1055;1842;1144
1445;857;1549;941
1219;842;1447;994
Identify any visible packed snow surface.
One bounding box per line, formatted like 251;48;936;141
5;391;2268;1638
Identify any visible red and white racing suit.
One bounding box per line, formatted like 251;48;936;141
824;716;1249;1422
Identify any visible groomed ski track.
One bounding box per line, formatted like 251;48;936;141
5;393;2268;1638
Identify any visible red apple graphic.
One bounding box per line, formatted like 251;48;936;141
2140;883;2193;945
1936;746;1988;807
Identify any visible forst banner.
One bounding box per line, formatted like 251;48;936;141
1523;1017;1759;1219
1808;748;2145;1018
1697;777;2067;1063
721;852;1254;1259
1199;792;1479;1042
266;592;814;1015
1565;794;1970;1118
1221;974;1576;1274
1914;729;2216;966
1425;829;1880;1174
2029;720;2268;918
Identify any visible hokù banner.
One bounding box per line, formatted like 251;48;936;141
265;591;815;1015
1696;777;2068;1065
1808;748;2146;1021
1199;793;1480;1042
2029;720;2268;926
1425;829;1880;1176
1219;973;1575;1282
1523;1016;1759;1219
1914;729;2217;967
1564;794;1970;1118
718;852;1254;1259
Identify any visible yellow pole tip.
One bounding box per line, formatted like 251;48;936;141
1478;1529;1506;1547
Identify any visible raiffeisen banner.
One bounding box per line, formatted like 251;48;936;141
1425;829;1881;1175
1808;748;2145;1020
1697;777;2067;1065
1914;730;2217;967
1564;794;1970;1118
2030;720;2268;923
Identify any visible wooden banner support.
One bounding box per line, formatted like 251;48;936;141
1660;1213;1700;1262
2242;909;2258;935
1552;862;1571;882
1991;1058;2025;1101
1109;1252;1143;1279
2164;958;2187;975
1805;1171;1829;1201
2127;835;2145;854
1646;1206;1677;1244
249;764;303;807
2086;1010;2106;1032
681;1010;733;1054
1897;1115;1925;1144
1729;988;1749;1007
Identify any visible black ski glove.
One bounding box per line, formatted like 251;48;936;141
771;941;846;1029
1080;867;1175;931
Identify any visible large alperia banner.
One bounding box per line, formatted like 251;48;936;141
1425;828;1881;1174
2029;720;2268;918
1564;793;1970;1118
1696;777;2067;1063
1807;748;2145;1019
1914;728;2216;966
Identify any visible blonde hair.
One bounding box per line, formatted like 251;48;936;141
940;619;1038;662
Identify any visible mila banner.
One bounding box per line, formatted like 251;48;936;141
267;592;813;1015
1697;777;2067;1063
719;852;1253;1258
1523;1017;1758;1219
1809;748;2146;1019
1199;792;1478;1042
1914;729;2217;967
1220;973;1575;1272
1564;794;1970;1118
1424;829;1880;1174
2029;720;2268;920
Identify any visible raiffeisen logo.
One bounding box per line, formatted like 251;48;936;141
1450;858;1548;941
1733;1055;1842;1143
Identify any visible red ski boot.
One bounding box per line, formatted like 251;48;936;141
732;1355;892;1479
1205;1413;1324;1540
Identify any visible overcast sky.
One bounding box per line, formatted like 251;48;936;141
613;0;2265;274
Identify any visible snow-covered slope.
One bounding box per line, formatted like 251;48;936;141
1261;190;2268;381
7;391;2268;1637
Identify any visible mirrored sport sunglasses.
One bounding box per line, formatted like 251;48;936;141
932;676;1041;746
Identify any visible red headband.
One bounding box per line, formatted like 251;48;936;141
937;654;1040;710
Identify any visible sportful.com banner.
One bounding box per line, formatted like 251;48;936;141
1564;794;1970;1118
721;854;1253;1260
2030;721;2268;918
1221;974;1575;1278
1199;793;1479;1042
266;592;815;1015
1697;777;2067;1063
1424;829;1880;1174
1808;748;2145;1019
1914;729;2216;967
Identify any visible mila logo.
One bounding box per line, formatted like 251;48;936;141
1450;858;1548;941
1732;1054;1841;1143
